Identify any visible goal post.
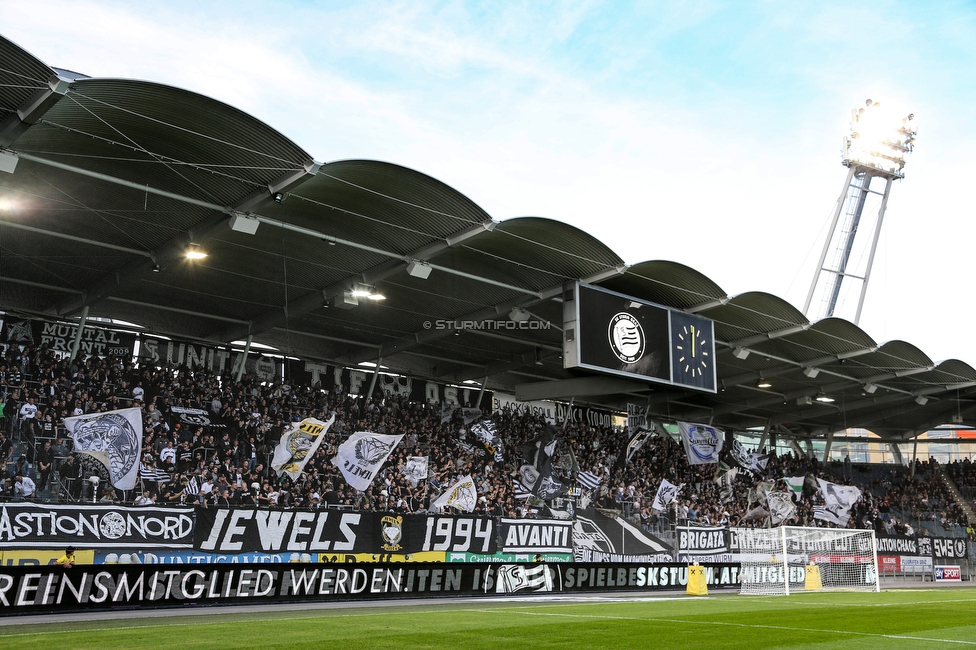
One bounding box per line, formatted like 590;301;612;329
735;526;879;595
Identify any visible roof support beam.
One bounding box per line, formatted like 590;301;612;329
341;264;628;366
0;74;70;148
14;151;318;318
212;218;500;342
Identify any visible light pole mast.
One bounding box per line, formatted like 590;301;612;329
804;100;916;324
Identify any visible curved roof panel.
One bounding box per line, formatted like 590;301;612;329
597;260;726;310
0;35;55;115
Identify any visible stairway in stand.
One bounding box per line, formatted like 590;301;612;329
936;463;976;526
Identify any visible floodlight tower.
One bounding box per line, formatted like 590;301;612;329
804;100;916;324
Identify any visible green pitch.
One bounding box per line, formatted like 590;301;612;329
2;588;975;649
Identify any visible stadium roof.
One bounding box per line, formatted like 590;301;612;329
3;34;976;447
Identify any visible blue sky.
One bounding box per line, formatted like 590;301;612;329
2;1;975;363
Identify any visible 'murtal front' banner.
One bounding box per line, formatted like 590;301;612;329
2;318;137;358
0;504;193;548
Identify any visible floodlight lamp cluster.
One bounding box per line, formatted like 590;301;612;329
843;98;916;178
350;284;385;301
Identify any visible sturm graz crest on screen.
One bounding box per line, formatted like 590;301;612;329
607;312;645;363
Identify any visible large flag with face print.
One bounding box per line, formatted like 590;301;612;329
65;407;142;490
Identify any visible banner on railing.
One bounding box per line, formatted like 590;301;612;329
194;510;497;556
0;562;743;613
499;519;573;554
677;525;734;563
0;504;194;548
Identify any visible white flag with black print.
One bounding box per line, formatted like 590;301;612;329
766;491;797;525
331;430;405;491
273;414;336;481
627;403;648;434
440;403;456;424
402;456;429;487
651;478;682;512
431;474;478;513
815;479;861;526
65;407;142;490
494;564;556;593
677;421;724;465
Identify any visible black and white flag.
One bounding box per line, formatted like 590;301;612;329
440;403;456;424
402;456;429;487
713;464;738;503
729;438;768;474
519;425;568;500
651;478;682;511
814;479;861;526
627;403;648;434
470;420;503;461
331;430;404;491
615;426;651;469
65;407;142;490
767;491;797;525
461;408;482;425
139;465;171;484
577;470;602;491
494;564;557;593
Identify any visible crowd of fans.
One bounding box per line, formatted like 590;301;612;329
0;344;973;539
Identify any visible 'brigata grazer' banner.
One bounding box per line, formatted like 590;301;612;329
0;562;742;614
0;504;194;548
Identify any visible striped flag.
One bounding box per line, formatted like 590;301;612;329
183;476;201;495
139;465;171;483
513;479;532;500
495;564;556;593
577;471;602;490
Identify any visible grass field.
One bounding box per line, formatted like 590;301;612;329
2;588;975;649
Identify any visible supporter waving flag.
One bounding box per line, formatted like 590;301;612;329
678;421;723;465
783;475;805;501
431;474;478;512
272;414;336;481
651;478;682;512
65;407;142;490
402;456;429;487
331;430;404;491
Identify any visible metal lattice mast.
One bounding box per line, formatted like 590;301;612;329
804;100;915;324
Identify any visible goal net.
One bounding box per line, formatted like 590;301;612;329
736;526;879;595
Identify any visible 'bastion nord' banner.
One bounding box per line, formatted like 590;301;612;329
194;510;497;556
0;504;194;548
